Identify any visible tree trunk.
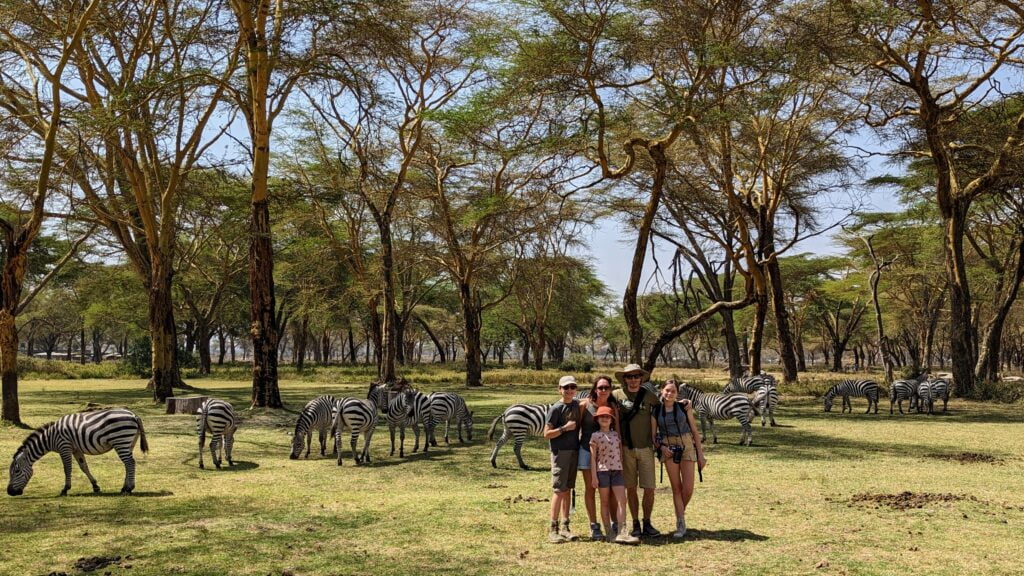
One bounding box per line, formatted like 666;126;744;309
975;236;1024;385
294;314;309;372
249;199;282;408
378;215;398;383
748;293;768;374
831;341;845;372
765;255;798;382
459;282;483;387
217;328;227;365
944;203;976;396
197;322;212;376
147;264;181;401
0;311;21;424
347;325;357;364
720;308;743;379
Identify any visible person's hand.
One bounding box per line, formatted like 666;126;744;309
697;453;707;470
562;420;577;432
661;446;672;460
680;399;691;410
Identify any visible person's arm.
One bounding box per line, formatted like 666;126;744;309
543;408;576;440
683;401;706;469
589;438;600;484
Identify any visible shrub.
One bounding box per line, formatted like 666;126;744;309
559;354;593;373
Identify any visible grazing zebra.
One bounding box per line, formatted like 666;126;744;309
722;373;771;394
918;378;951;414
368;382;431;457
823;379;880;414
890;373;927;414
488;403;553;469
196;398;239;469
751;383;780;427
290;395;338;459
674;382;754;446
7;408;148;497
333;397;378;465
426;392;474;446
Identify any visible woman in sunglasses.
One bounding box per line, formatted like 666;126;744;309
577;375;621;541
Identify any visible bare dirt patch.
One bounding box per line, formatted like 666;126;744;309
72;555;133;572
503;494;549;504
926;452;1002;464
848;491;977;511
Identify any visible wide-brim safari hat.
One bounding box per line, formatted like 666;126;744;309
614;363;650;386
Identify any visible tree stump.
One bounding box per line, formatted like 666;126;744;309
166;396;209;415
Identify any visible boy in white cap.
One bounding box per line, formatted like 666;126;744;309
543;374;582;542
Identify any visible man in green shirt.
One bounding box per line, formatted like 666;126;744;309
612;363;661;538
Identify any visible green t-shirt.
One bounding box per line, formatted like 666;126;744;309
613;385;659;449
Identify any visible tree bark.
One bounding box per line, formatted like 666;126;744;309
249;199;282;408
944;201;976;396
458;282;483;387
721;308;744;379
765;255;798;382
0;311;21;424
147;262;181;401
748;293;768;374
975;236;1024;384
197;322;212;376
623;147;667;364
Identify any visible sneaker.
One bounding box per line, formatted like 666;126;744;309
642;519;661;538
672;517;686;538
548;528;567;544
560;522;577;542
630;519;642;538
603;524;612;543
590;523;603;541
615;527;640;545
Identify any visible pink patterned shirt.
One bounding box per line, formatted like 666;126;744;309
589;430;623;472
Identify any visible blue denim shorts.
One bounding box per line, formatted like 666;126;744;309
577;447;592;470
597;470;625;488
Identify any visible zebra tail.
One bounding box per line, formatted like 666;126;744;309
487;414;503;442
137;415;149;454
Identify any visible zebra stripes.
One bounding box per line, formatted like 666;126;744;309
196;398;239;469
675;383;754;446
7;408;148;497
918;378;951;414
751;383;779;427
368;383;432;457
488;403;552;469
823;380;880;414
290;395;338;459
426;392;473;446
722;374;771;394
333;397;378;465
890;373;927;414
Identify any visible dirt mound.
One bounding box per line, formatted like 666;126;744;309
73;556;123;572
926;452;1001;464
503;494;549;504
849;491;975;511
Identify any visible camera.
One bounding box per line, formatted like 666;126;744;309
669;444;684;464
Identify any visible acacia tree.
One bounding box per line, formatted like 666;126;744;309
821;0;1024;396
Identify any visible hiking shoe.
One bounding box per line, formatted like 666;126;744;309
615;527;640;545
630;519;642;538
548;529;567;544
642;519;661;538
603;524;612;543
672;517;686;538
590;523;603;541
560;522;577;542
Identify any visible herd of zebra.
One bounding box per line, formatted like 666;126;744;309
6;371;953;496
822;373;952;415
488;373;781;469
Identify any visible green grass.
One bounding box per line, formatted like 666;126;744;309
1;368;1022;575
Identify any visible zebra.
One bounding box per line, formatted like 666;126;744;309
918;377;951;414
751;382;779;427
7;408;148;497
722;373;771;394
426;392;474;446
290;395;338;459
488;403;553;469
890;373;927;414
368;382;431;457
333;397;378;465
823;379;880;414
196;398;239;469
674;382;754;446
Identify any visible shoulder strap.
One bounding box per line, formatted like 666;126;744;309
623;386;647;422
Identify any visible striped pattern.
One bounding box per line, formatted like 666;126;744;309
290;395;338;459
7;408;148;497
918;378;951;414
488;403;553;469
426;392;473;446
890;373;926;414
675;384;754;446
823;380;880;414
722;374;771;394
333;397;378;465
196;398;239;469
751;383;779;427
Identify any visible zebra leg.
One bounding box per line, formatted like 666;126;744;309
348;431;360;466
74;452;101;493
210;433;223;469
224;428;235;466
114;447;137;495
699;415;709;444
318;427;328;457
709;417;718;444
198;425;207;470
769;408;777;427
513;436;530;470
445;419;452;445
414;422;424;454
389;423;397;456
362;427;375;464
399;424;406;458
490;431;510;468
304;431;312;459
59;445;74;496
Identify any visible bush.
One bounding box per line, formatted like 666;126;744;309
17;356;125;380
558;354;594;373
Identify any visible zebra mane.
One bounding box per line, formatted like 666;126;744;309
14;421;54;457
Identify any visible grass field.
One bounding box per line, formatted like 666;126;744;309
1;367;1022;576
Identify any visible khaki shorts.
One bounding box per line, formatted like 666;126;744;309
662;434;697;462
551;450;579;492
622;446;656;490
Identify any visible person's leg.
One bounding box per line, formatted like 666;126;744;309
622;448;641;528
598;484;612;537
637;448;660;536
582;467;601;539
665;459;685;520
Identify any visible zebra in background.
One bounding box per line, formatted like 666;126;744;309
426;392;474;446
488;403;553;469
196;398;239;469
368;381;431;457
918;377;951;414
290;395;338;459
751;382;779;427
7;408;148;497
674;382;755;446
823;380;880;414
333;397;378;465
890;373;927;414
722;373;771;394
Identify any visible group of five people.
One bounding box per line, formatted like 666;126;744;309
544;364;707;544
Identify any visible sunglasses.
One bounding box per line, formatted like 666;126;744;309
560;384;577;390
596;385;611;390
625;374;642;380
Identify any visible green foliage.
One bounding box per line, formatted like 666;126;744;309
558;353;593;373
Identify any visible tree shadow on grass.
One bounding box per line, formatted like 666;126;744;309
80;490;175;498
636;528;769;546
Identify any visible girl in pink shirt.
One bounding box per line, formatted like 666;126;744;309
589;406;639;545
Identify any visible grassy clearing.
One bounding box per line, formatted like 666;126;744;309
1;368;1022;576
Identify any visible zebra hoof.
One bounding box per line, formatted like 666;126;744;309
92;484;101;493
215;463;222;470
59;490;69;497
228;460;235;467
120;487;133;495
491;460;497;469
199;463;205;469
